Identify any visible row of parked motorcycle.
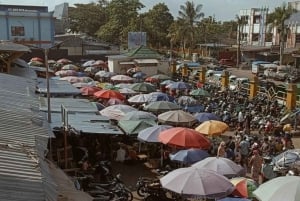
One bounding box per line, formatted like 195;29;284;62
74;160;133;201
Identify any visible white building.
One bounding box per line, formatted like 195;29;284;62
238;8;271;46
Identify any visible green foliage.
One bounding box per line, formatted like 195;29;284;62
142;3;174;48
68;3;107;36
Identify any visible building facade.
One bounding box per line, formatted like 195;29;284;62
238;8;271;47
0;4;55;48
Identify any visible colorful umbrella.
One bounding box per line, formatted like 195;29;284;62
192;157;245;178
95;71;116;78
118;88;138;95
253;176;300;201
120;111;157;121
99;105;137;120
94;89;125;100
160;167;235;198
28;60;44;67
195;120;229;136
72;81;96;88
114;83;132;89
144;101;181;113
111;74;133;82
118;120;156;135
61;64;79;71
30;57;43;62
59;76;81;83
160;80;175;85
166;81;192;90
169;149;210;164
80;86;101;96
230;177;257;198
158;127;210;149
130;82;156;93
147;92;175;102
137;125;173;143
57;58;72;64
177;96;198;106
127;94;150;104
158;110;197;127
133;72;147;79
190;88;211;97
82;59;95;67
145;77;159;83
150;74;171;80
194;112;221;123
55;70;77;77
106;98;124;106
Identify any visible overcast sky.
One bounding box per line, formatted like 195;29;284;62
1;0;299;21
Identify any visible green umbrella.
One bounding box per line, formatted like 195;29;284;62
150;74;171;80
130;82;156;93
144;101;181;113
190;88;211;97
118;120;157;135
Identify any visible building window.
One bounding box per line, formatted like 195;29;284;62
11;26;25;36
265;33;272;42
252;33;259;41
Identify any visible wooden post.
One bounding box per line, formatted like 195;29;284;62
199;66;206;83
286;83;297;111
221;70;229;90
249;76;258;100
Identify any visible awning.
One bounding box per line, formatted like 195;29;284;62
133;59;159;64
119;61;135;65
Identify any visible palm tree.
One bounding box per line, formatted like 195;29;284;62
236;15;247;68
267;3;296;65
178;1;204;58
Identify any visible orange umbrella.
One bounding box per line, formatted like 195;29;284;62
195;120;228;136
94;89;125;100
230;177;257;198
158;127;210;149
80;86;101;96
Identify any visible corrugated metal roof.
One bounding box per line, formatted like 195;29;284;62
36;78;81;96
0;72;58;201
39;97;99;113
50;113;124;135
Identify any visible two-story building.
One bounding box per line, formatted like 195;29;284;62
0;4;55;48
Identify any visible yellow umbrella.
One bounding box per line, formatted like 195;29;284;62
195;120;229;136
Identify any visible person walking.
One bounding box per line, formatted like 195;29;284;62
249;150;263;184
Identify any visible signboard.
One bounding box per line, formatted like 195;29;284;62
128;32;146;49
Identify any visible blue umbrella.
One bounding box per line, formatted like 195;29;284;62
217;198;251;201
183;105;205;113
133;72;147;78
194;112;220;122
166;81;192;90
160;79;175;85
169;148;210;164
147;92;175;102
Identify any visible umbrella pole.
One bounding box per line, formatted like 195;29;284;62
138;142;141;153
160;144;164;167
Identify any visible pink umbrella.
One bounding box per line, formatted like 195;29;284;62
80;86;101;96
59;76;81;83
57;58;72;64
107;98;124;106
55;70;77;77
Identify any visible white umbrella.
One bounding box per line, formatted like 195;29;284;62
137;125;173;142
192;157;245;178
118;88;138;95
120;111;157;121
253;176;300;201
111;74;133;82
160;167;235;199
99;105;137;120
128;94;150;104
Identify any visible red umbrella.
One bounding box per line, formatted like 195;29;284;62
158;127;211;149
57;58;72;64
80;86;101;96
145;77;159;83
94;89;125;100
30;57;44;62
